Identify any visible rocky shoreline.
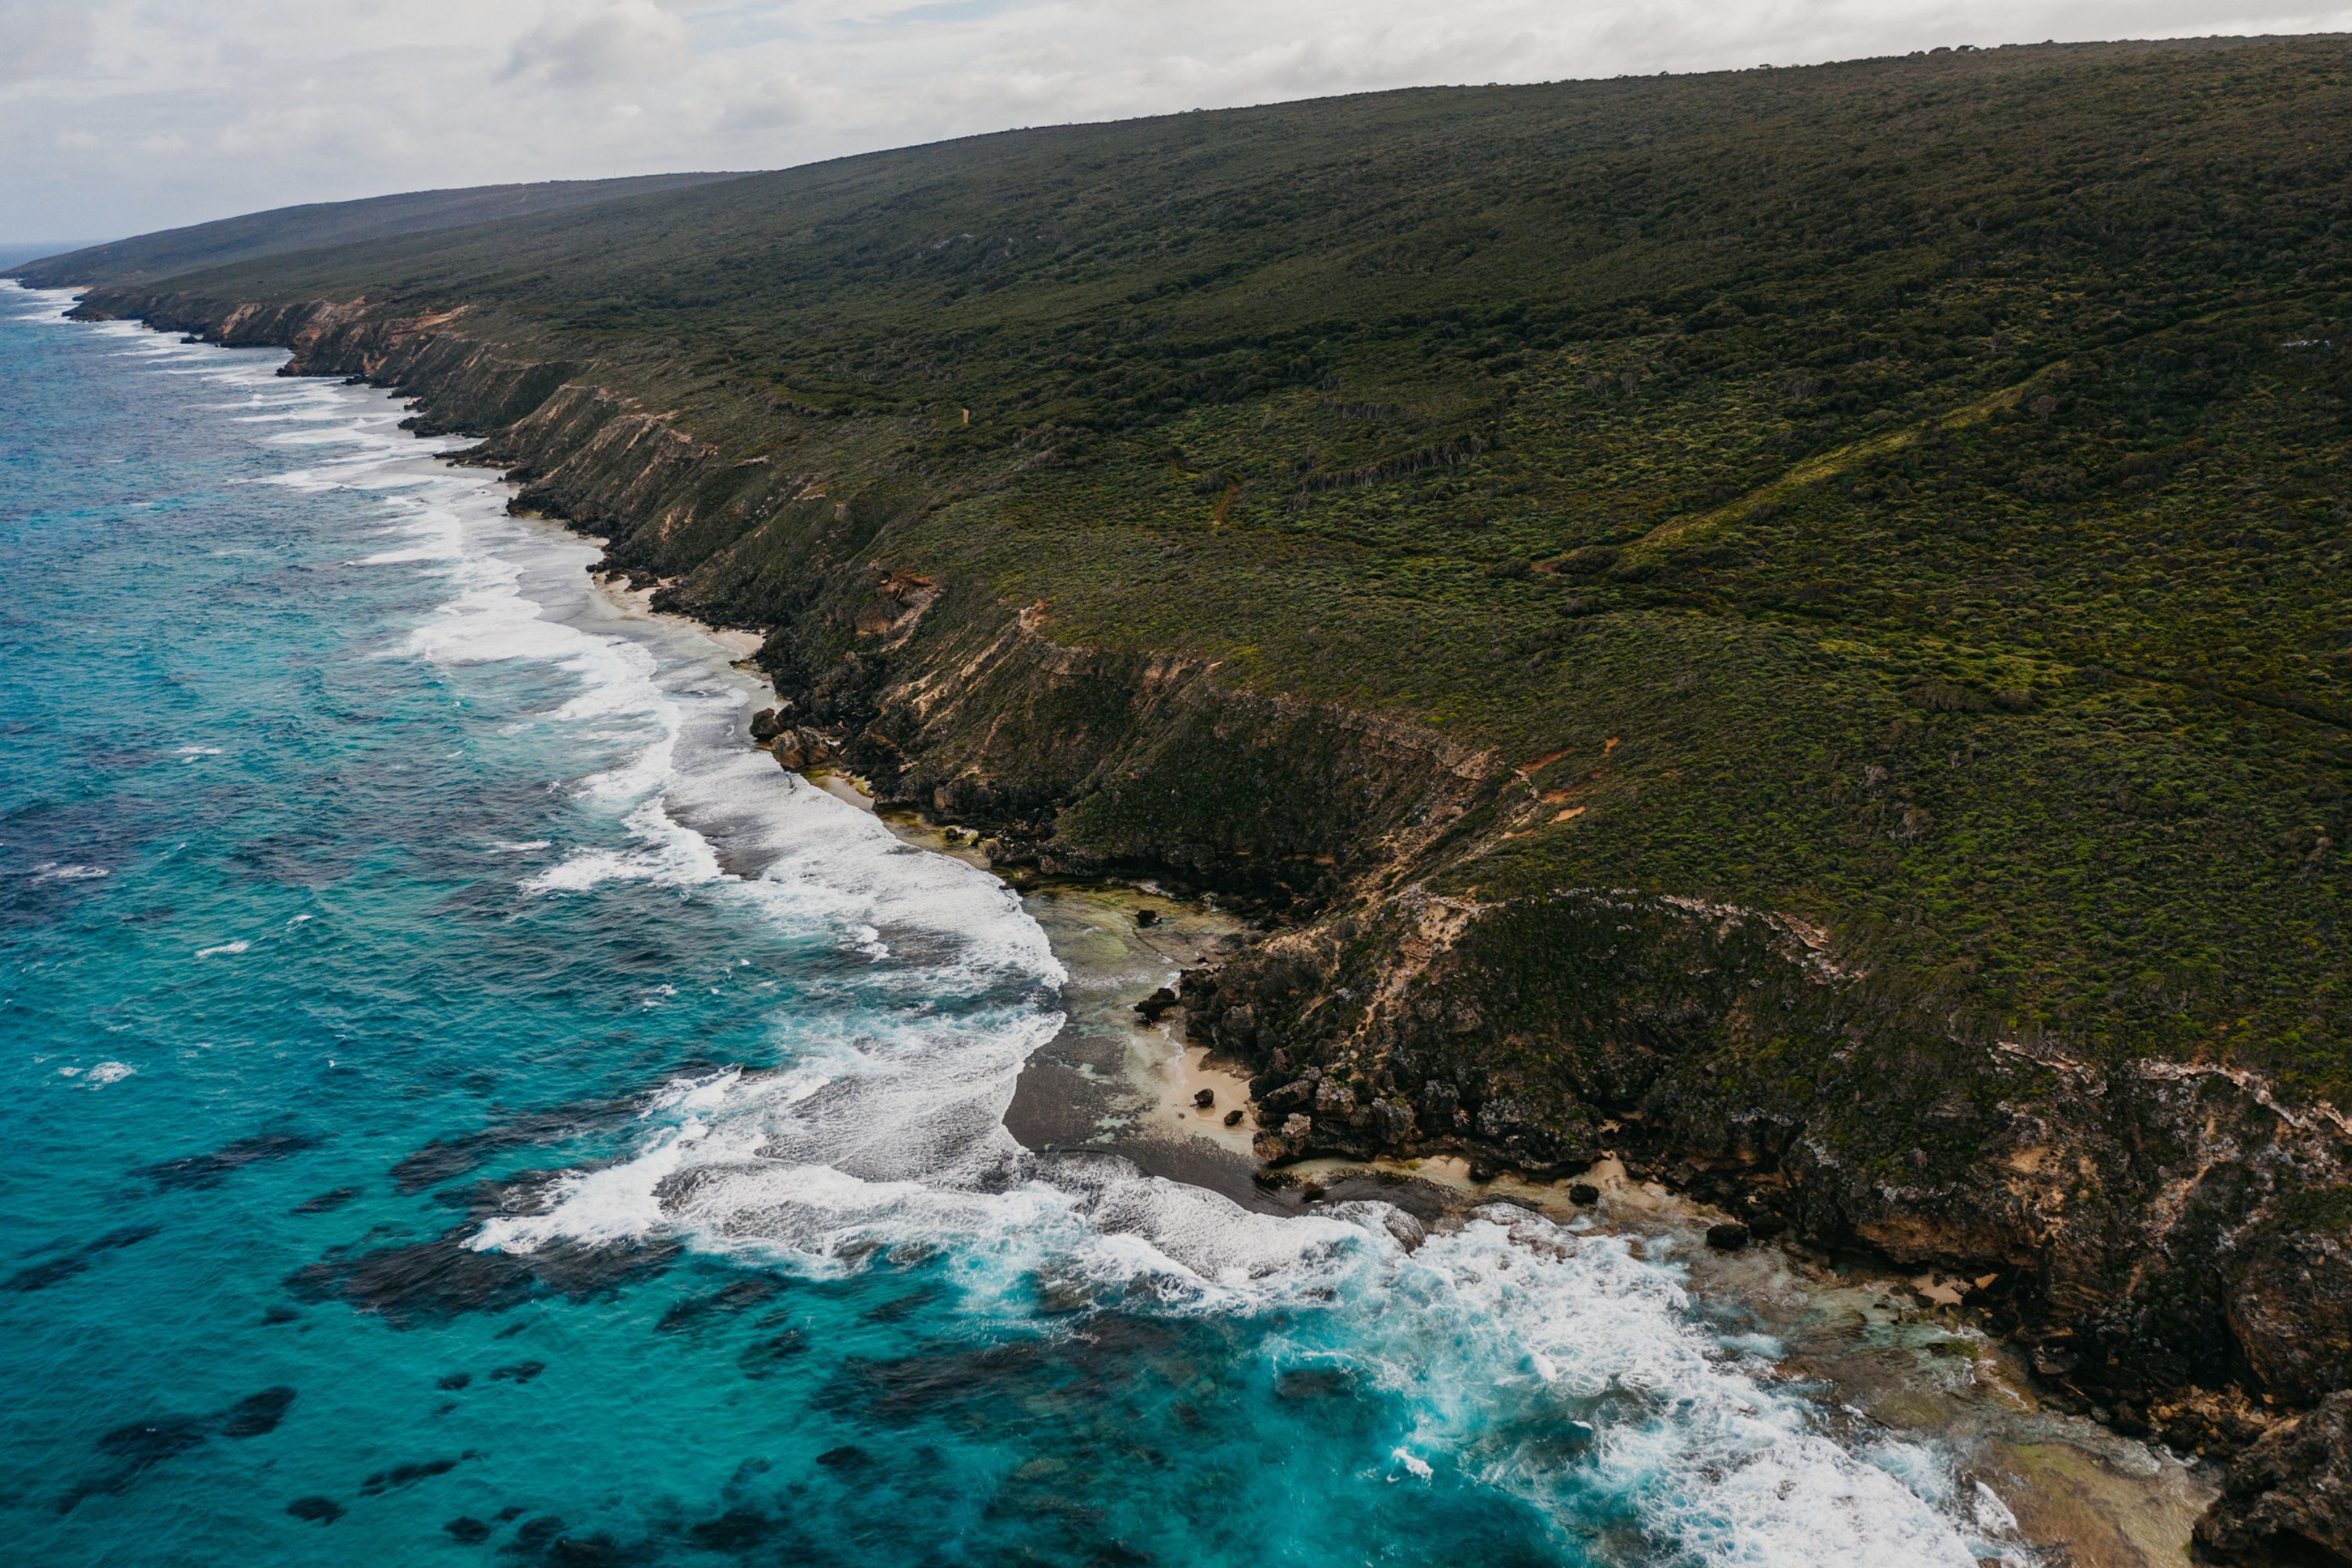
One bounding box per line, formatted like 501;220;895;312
58;285;2352;1565
866;816;2221;1565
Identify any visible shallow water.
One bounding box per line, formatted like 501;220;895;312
0;279;2093;1566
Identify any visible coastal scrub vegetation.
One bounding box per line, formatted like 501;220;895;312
25;35;2350;1096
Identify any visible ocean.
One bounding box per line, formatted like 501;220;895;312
0;278;2047;1566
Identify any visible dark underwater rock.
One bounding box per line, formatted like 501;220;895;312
5;1254;89;1292
688;1508;778;1550
220;1386;296;1437
359;1456;459;1494
96;1414;211;1472
136;1129;322;1190
445;1516;493;1544
287;1225;680;1327
389;1091;645;1194
286;1496;344;1524
1273;1367;1353;1401
737;1329;808;1378
86;1224;161;1252
657;1274;787;1333
66;1385;299;1508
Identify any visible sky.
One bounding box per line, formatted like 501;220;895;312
3;0;2347;244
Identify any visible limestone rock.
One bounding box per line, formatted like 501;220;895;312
1258;1078;1313;1120
1254;1113;1312;1163
2193;1391;2352;1565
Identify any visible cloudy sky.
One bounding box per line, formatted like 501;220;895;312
4;0;2346;243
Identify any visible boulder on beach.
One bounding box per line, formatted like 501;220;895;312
1704;1221;1751;1252
1254;1112;1312;1163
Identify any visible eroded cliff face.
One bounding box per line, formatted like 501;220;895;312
1190;889;2352;1445
77;286;2352;1563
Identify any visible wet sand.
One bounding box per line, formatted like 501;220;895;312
869;817;1278;1207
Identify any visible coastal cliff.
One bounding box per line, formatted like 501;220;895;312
73;282;2352;1559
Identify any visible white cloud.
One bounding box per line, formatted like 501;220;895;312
499;0;693;86
0;0;89;85
3;0;2349;241
717;71;822;131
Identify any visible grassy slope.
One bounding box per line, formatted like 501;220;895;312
41;38;2352;1094
10;172;743;286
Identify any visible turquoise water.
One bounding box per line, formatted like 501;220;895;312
0;281;2018;1566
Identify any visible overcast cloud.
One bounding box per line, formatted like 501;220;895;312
2;0;2346;243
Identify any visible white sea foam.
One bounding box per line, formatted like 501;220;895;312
524;799;720;893
2;281;88;323
194;940;249;958
85;1062;136;1085
28;862;108;883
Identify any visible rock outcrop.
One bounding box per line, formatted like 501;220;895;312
2194;1392;2352;1564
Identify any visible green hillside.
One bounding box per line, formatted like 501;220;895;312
11;171;743;287
27;35;2351;1095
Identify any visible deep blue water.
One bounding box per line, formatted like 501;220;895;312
0;282;2014;1567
